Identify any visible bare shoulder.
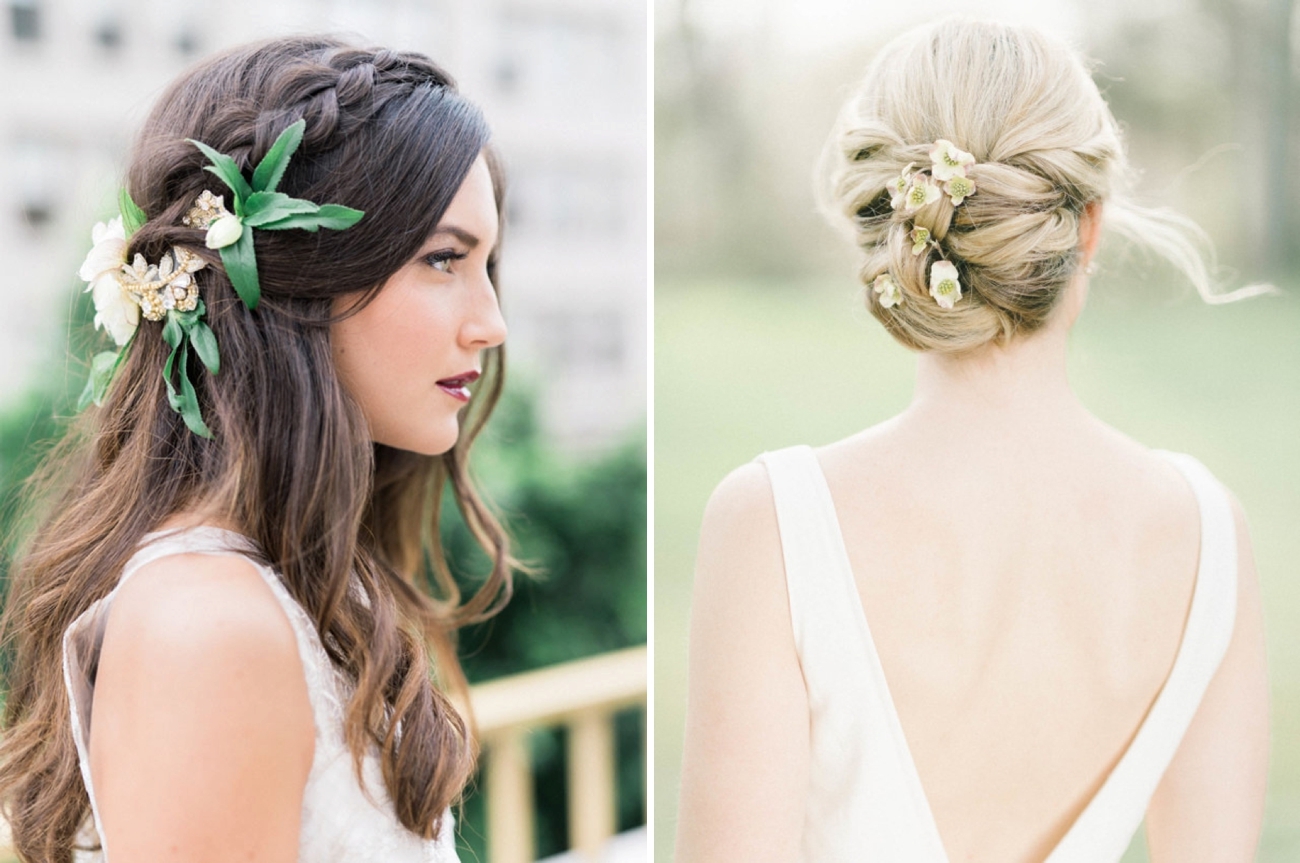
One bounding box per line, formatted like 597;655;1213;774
97;549;316;750
707;462;774;530
696;460;784;597
101;553;309;696
91;551;315;860
677;459;809;862
702;460;777;527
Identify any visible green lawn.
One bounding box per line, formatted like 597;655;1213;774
654;276;1300;861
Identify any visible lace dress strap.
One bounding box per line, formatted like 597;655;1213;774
61;525;460;862
60;526;342;860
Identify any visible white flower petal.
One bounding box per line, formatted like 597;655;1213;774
929;260;963;309
872;273;903;308
205;214;243;249
90;217;125;248
929;139;976;182
78;217;128;282
90;275;139;346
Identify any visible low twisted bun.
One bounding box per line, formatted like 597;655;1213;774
821;19;1124;353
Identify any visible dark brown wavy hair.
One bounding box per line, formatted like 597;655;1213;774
0;35;515;861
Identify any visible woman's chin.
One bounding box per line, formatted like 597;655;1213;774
376;417;460;456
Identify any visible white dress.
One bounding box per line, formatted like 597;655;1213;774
756;445;1238;863
60;525;460;862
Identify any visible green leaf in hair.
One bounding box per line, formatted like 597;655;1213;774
251;119;306;194
187;138;252;207
77;351;119;411
118;188;147;235
220;225;260;309
188;320;221;375
258;204;365;232
241;191;320;227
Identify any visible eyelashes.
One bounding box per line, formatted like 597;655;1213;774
423;249;469;273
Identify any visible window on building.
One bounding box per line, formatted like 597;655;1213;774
509;161;627;239
13;138;59;232
497;9;625;106
9;0;39;41
175;26;199;56
94;18;122;50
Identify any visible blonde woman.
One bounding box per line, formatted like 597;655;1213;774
675;19;1269;863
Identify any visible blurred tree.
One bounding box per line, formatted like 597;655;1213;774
443;386;648;860
1194;0;1296;272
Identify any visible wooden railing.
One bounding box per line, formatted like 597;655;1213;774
0;646;648;863
470;645;648;863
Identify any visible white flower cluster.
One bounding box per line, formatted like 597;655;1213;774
878;138;979;310
182;189;243;249
78;216;208;346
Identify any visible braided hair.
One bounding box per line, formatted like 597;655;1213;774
0;36;511;859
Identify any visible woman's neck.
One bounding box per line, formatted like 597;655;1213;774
904;323;1092;440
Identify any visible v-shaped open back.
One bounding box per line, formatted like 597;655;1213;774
756;446;1237;863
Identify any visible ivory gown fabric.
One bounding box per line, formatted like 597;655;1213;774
62;526;459;862
756;445;1237;863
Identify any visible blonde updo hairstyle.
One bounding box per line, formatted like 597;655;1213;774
820;18;1245;353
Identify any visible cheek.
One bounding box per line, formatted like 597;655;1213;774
332;284;458;418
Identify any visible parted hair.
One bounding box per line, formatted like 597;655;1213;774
820;18;1255;353
0;36;513;861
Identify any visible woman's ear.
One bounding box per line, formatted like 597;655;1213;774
1080;200;1103;267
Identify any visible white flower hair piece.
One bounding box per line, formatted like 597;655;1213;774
910;226;930;256
944;174;976;207
929;139;976;182
889;162;916;210
79;216;136;347
872;273;904;308
929;260;963;309
76;189;221;438
902;175;941;212
77;121;367;440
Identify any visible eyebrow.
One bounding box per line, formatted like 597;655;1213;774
429;225;482;249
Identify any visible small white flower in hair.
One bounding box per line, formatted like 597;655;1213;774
910;227;930;256
872;273;904;308
889;162;916;210
903;175;941;212
944;174;976;206
205;213;244;249
929;260;963;309
929;139;975;181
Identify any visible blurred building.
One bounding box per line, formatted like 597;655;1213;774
0;0;647;450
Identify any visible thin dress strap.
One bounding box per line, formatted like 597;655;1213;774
756;445;864;656
1046;450;1239;861
756;445;948;861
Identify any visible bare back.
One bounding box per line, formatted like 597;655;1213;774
676;403;1268;863
816;415;1200;860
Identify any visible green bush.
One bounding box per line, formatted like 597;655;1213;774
445;386;647;859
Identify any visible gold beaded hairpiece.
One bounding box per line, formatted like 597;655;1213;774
77;120;364;438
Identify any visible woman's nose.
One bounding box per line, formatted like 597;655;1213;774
464;280;507;349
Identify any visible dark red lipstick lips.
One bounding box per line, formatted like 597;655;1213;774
436;370;479;403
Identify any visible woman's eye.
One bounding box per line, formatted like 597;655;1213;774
424;250;468;273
